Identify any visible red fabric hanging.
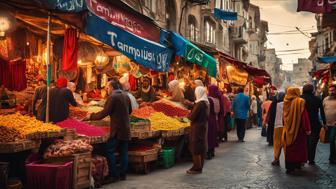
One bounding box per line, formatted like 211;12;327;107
129;74;136;91
0;58;27;91
62;28;78;71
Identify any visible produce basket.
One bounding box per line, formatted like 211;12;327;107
158;147;175;169
26;161;73;189
0;140;40;154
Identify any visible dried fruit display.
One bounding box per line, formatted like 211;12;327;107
56;118;109;137
44;139;93;159
131;106;156;119
152;101;189;117
0;125;24;143
0;113;61;136
148;112;189;131
69;107;88;120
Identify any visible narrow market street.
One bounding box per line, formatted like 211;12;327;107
105;128;336;189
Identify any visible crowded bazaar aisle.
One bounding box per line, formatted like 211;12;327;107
104;128;336;189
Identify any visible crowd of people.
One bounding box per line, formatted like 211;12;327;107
264;84;336;174
28;75;336;179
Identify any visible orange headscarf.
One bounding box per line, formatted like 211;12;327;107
282;87;305;147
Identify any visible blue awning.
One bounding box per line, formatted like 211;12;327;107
214;8;238;20
318;56;336;63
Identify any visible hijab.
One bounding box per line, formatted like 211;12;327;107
194;79;204;87
283;87;305;146
195;86;209;104
168;80;184;102
208;85;223;115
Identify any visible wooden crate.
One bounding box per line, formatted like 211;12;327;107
128;149;158;163
44;152;92;189
0;140;40;154
73;153;92;189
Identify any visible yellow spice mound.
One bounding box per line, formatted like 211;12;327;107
148;112;189;131
0;113;61;136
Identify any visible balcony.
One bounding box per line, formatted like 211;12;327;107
231;27;248;44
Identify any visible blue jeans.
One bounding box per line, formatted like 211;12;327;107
328;127;336;161
105;137;128;177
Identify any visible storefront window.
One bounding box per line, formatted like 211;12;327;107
205;19;216;44
188;15;198;42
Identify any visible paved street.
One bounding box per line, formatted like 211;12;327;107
104;128;336;189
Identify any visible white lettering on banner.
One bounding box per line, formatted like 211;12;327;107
56;0;84;11
88;0;144;34
329;0;336;4
107;31;166;69
187;48;204;63
316;0;336;7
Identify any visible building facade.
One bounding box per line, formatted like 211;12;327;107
291;58;313;87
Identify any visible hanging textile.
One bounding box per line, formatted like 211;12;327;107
0;58;27;91
129;74;136;91
62;28;78;71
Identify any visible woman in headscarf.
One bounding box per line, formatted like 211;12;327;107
207;85;221;159
187;86;209;174
271;92;285;166
283;87;311;174
266;94;278;145
168;80;185;103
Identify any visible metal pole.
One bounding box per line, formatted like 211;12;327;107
46;12;51;122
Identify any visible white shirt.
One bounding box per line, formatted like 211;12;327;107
250;100;258;114
274;102;284;128
127;92;139;110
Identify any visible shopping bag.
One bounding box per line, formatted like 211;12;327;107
320;127;328;143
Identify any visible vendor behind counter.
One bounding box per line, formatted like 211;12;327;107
136;76;156;103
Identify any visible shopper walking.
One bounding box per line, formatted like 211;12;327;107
250;95;258;127
323;85;336;164
85;80;132;182
301;84;326;165
283;87;311;174
232;87;250;142
187;86;209;174
267;96;278;146
271;92;285;166
262;96;273;137
207;85;221;159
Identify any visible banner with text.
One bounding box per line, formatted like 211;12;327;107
43;0;86;12
297;0;336;13
85;13;173;72
86;0;161;42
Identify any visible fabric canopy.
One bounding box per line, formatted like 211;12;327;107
214;8;237;20
219;52;270;78
165;32;218;77
62;28;78;71
318;56;336;63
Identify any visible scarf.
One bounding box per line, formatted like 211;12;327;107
282;87;305;146
195;86;209;104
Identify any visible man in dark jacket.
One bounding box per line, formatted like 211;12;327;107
301;83;326;165
86;80;132;182
33;77;47;121
49;77;77;123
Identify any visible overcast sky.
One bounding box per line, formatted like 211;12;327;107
250;0;317;70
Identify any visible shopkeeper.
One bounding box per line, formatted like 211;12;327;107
49;77;77;123
67;82;85;106
84;80;132;181
0;85;10;108
136;76;156;103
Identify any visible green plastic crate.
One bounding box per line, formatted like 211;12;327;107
158;147;175;169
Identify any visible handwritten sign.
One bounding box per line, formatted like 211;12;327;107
44;0;86;12
86;0;161;42
85;13;173;72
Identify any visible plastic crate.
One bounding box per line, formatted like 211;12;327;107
158;147;175;169
26;161;73;189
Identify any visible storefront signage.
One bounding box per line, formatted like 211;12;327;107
226;65;248;86
85;13;173;72
186;44;217;77
44;0;86;12
297;0;336;13
86;0;161;42
214;8;237;20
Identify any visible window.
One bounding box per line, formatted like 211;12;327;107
188;15;198;42
144;0;156;13
205;18;216;44
215;0;224;9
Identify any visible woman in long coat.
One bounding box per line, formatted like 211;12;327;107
187;86;209;174
207;85;221;159
283;87;311;174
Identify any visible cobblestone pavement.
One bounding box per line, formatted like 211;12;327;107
103;128;336;189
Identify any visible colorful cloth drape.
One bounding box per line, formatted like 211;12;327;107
62;28;78;71
0;58;27;91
